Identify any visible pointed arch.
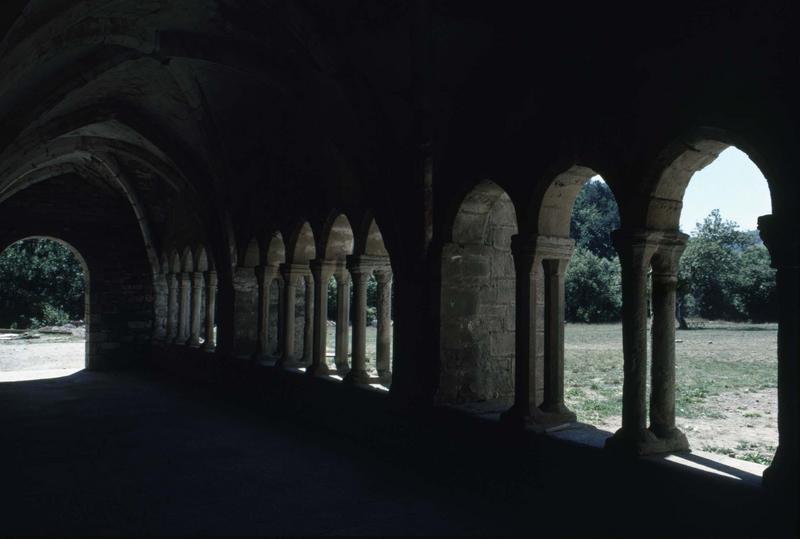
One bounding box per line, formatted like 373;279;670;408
288;222;316;264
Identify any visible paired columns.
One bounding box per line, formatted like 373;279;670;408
256;265;280;359
334;267;351;374
345;255;392;385
279;263;312;367
375;269;393;384
758;215;799;497
502;235;576;428
307;260;333;376
174;272;192;344
166;272;179;341
202;271;217;351
605;229;688;455
188;272;204;347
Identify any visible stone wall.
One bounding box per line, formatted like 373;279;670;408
438;187;517;404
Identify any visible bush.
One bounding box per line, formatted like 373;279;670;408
565;248;622;322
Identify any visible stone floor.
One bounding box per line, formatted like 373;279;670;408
0;368;530;536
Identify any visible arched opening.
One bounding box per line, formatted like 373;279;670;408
0;237;88;380
283;222;316;367
439;181;517;407
654;145;777;467
542;169;624;432
323;214;354;376
263;232;285;360
360;218;394;388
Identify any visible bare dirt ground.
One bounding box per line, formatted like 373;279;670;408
0;335;85;381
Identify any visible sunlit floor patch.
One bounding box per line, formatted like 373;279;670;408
0;367;84;382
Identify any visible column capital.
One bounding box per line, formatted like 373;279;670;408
374;268;393;284
205;270;218;287
191;271;205;286
611;229;662;269
256;264;280;284
309;258;337;280
347;254;390;275
758;214;800;269
511;234;575;260
280;262;312;282
179;271;192;282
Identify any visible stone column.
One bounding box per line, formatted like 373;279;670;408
256;265;279;359
278;264;299;366
649;235;689;450
759;215;799;497
302;272;314;366
541;256;576;422
345;257;372;384
202;271;217;351
334;268;351;374
188;271;204;347
605;230;660;454
174;272;191;344
502;235;575;428
166;272;179;342
501;236;544;426
375;269;393;383
307;260;334;375
153;273;168;340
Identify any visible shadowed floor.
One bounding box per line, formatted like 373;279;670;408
0;369;526;536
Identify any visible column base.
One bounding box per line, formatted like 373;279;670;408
539;402;577;424
763;445;799;497
344;369;371;385
377;370;392;386
500;404;576;432
306;363;330;376
188;339;202;348
201;343;216;353
604;426;689;455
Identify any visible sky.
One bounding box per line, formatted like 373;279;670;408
591;146;772;234
678;147;771;234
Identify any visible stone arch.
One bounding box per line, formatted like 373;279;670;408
645;132;775;231
289;222;317;265
362;217;390;257
536;166;602;237
169;250;181;273
195;246;210;272
241;238;260;268
265;232;286;266
438;180;518;405
323;213;355;261
180;247;194;273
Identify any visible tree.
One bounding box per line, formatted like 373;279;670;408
0;239;86;328
570;179;621;259
565;248;622;322
676;209;776;323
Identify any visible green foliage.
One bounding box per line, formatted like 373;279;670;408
570;179;621;259
678;210;777;322
327;274;379;322
565;248;622;322
0;239;86;328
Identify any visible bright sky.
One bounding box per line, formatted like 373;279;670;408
592;146;772;234
680;147;772;234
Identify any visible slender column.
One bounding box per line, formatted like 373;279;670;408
759;215;799;497
302;273;314;366
255;265;278;359
308;260;334;376
375;269;393;383
649;235;688;450
605;230;660;454
174;272;191;344
153;273;168;340
334;268;351;374
278;265;298;366
541;257;576;421
166;272;179;342
501;236;544;426
345;258;371;384
202;271;217;351
188;272;204;347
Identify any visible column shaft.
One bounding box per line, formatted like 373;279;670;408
202;271;217;351
308;263;333;375
376;271;393;381
302;274;314;365
335;273;351;373
166;273;178;341
188;272;204;347
346;268;370;384
280;273;297;364
175;273;191;344
650;273;678;436
541;258;575;420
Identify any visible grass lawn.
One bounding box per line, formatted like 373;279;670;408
324;325;389;375
565;321;778;465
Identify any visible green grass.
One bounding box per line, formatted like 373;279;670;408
564;322;778;423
